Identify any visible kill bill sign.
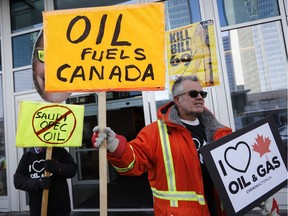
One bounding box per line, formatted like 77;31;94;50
200;115;287;216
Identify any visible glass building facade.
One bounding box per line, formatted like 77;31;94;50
0;0;287;213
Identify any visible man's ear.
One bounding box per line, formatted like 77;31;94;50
174;96;181;105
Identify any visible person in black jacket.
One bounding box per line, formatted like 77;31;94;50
14;147;77;216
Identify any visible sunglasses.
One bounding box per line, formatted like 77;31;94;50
177;90;208;98
36;49;44;63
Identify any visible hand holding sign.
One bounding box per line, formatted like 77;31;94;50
92;126;123;153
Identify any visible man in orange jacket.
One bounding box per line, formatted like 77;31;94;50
93;75;282;215
93;75;232;215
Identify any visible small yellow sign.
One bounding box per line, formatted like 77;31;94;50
43;3;165;92
166;20;220;89
16;101;84;147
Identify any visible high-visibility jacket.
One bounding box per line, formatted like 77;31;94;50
108;101;232;216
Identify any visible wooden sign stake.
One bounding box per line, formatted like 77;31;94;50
98;92;107;216
41;147;53;216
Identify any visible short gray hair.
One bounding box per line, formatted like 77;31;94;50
172;75;199;97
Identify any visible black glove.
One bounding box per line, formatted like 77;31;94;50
38;176;51;189
44;159;60;174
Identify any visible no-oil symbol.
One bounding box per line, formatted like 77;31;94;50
32;105;76;144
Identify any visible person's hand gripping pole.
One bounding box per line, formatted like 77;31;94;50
92;126;119;153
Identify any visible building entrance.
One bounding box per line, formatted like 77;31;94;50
68;93;153;210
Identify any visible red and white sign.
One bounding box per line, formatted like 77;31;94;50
200;115;287;216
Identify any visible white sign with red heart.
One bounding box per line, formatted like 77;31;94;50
210;123;287;212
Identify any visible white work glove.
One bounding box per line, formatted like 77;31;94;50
92;126;119;153
259;197;280;216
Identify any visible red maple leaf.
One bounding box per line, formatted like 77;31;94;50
252;134;271;157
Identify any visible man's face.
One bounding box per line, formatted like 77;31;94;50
174;80;205;120
32;33;71;103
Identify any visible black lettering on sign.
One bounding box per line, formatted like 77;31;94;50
96;14;107;45
67;14;131;46
111;14;131;46
57;12;157;87
32;105;77;145
56;64;154;83
67;16;91;43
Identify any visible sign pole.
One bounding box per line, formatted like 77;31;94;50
98;92;107;216
41;147;53;216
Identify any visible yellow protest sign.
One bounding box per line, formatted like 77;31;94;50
43;2;165;92
166;20;220;89
16;101;84;147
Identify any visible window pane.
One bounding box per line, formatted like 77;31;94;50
0;43;2;71
223;21;287;143
54;0;132;9
0;75;7;196
14;69;34;92
217;0;280;27
166;0;201;30
12;31;39;68
10;0;44;33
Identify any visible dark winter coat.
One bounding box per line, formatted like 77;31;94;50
14;147;77;216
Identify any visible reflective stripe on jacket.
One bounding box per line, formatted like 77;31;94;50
155;119;206;207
